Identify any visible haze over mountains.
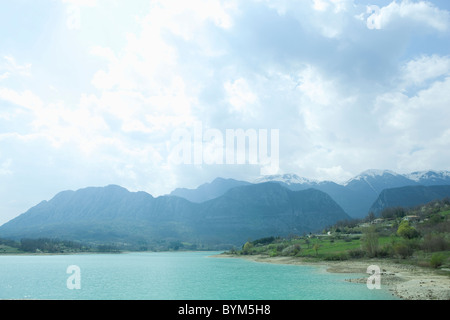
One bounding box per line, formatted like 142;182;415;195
0;183;349;248
370;185;450;214
1;169;449;249
170;178;251;203
171;170;450;218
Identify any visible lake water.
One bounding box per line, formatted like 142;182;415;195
0;251;397;300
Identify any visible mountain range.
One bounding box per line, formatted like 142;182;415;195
0;183;350;248
1;169;449;248
370;185;450;214
170;178;251;203
171;170;450;218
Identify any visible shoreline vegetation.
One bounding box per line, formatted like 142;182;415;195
214;253;450;300
0;237;215;254
217;198;450;300
0;237;122;254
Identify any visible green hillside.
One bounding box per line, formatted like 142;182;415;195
229;198;450;270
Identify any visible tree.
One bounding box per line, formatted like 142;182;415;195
305;238;310;249
397;220;420;239
366;212;376;222
361;226;379;257
381;207;406;219
242;241;254;255
312;243;320;256
169;241;182;250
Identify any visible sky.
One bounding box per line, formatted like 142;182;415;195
1;0;450;225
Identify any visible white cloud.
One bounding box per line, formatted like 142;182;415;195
312;0;349;13
2;56;31;77
276;0;353;38
330;0;350;13
224;78;259;117
65;5;81;30
371;54;450;135
373;75;450;165
0;88;43;111
316;165;353;182
85;0;239;146
296;65;334;106
0;159;13;176
90;26;178;92
366;0;450;31
90;46;117;63
400;54;450;86
0;87;114;153
0;72;10;81
61;0;97;6
313;0;330;11
172;0;234;32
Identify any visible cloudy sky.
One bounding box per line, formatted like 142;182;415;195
1;0;450;224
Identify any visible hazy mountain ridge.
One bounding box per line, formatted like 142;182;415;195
170;177;251;203
254;173;319;185
169;170;450;218
0;183;350;247
2;169;449;248
369;185;450;214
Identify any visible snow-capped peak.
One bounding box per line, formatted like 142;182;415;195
253;169;450;187
343;169;399;185
405;170;450;182
359;169;399;178
254;173;317;185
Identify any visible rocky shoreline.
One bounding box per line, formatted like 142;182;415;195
214;254;450;300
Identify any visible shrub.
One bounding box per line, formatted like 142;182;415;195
343;236;352;242
417;260;431;268
251;236;277;246
324;252;348;261
435;220;450;233
348;248;366;259
281;244;301;256
429;214;443;224
377;244;394;258
422;234;450;252
394;242;414;259
269;249;278;257
430;253;445;269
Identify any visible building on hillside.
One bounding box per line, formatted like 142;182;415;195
403;215;419;222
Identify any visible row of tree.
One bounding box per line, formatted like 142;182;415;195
0;237;121;253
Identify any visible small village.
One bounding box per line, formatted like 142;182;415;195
231;198;450;270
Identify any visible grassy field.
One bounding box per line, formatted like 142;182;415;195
237;235;395;259
230;199;450;269
0;244;23;254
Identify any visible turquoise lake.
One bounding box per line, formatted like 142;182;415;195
0;251;397;300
